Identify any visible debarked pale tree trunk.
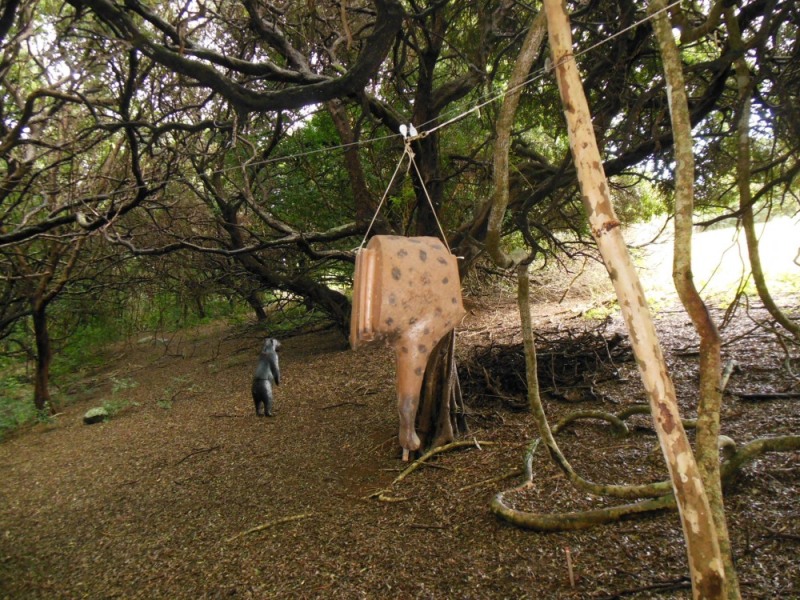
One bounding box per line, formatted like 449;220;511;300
541;0;725;598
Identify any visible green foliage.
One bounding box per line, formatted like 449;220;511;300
583;300;620;321
99;377;140;419
0;367;37;440
52;318;121;379
611;177;668;225
110;376;138;395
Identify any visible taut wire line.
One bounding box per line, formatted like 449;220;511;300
64;1;684;205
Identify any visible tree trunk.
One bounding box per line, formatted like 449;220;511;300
542;1;725;597
725;10;800;341
217;200;352;332
416;331;466;449
327;99;388;232
32;303;54;413
649;3;739;596
485;11;548;267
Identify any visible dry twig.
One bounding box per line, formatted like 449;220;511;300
226;512;315;543
174;445;221;466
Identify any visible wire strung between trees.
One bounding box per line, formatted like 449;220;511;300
62;1;683;208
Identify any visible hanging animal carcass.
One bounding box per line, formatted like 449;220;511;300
350;235;466;460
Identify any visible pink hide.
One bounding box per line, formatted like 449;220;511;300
350;235;466;459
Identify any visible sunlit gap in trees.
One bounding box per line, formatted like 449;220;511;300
627;215;800;306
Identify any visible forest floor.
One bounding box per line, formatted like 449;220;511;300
0;293;798;599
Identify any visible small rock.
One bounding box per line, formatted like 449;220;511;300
83;407;109;425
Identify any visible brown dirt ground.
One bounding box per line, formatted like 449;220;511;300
0;295;798;599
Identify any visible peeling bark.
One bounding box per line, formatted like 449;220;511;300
542;1;725;597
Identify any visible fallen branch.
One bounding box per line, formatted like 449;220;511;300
226;512;315;543
368;491;410;503
174;445;221;466
392;439;496;486
367;439;496;501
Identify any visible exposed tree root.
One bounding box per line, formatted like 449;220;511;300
492;263;800;532
515;267;671;500
491;487;676;531
720;435;800;481
552;410;629;436
491;433;800;531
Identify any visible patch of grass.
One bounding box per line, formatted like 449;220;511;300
583;300;619;321
101;397;139;418
157;376;200;410
52;319;122;379
110;376;138;395
99;376;140;418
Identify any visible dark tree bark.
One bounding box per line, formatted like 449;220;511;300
67;0;404;114
31;304;52;412
215;196;352;332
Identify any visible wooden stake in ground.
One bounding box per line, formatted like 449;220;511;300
541;0;725;597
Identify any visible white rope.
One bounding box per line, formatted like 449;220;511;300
405;137;449;244
356;0;683;248
358;127;449;249
357;146;407;249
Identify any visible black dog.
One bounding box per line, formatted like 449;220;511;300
252;338;281;416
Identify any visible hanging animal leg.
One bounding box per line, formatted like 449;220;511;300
395;340;430;461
